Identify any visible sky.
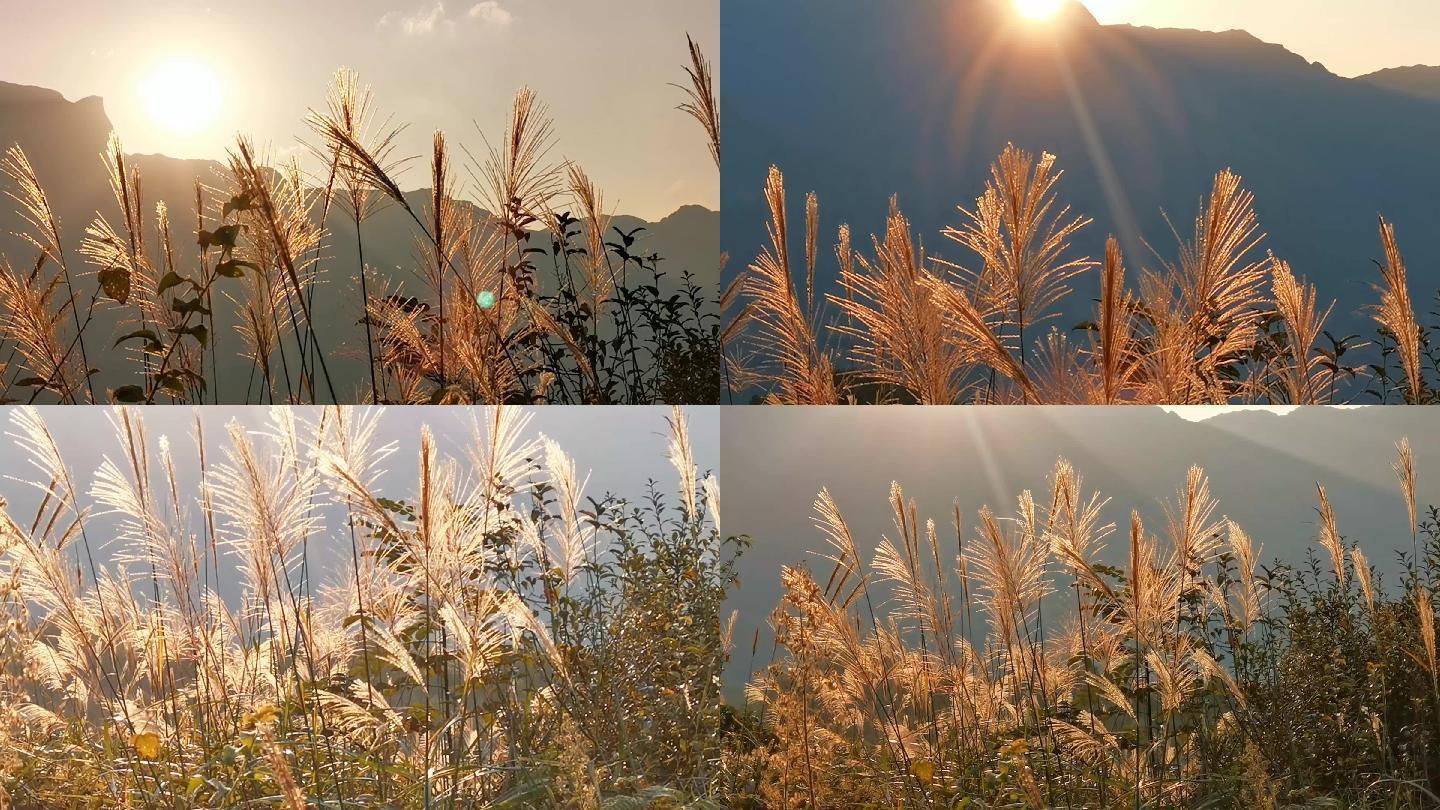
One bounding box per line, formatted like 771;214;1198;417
0;0;718;221
1079;0;1440;77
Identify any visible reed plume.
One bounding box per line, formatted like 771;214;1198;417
1374;218;1424;403
677;34;720;169
0;256;79;403
307;68;408;404
941;144;1094;374
742;167;837;404
1270;255;1334;404
1093;236;1138;403
756;444;1439;807
1;406;727;804
732;148;1435;405
226;138;337;402
832;197;973;403
1396;437;1417;559
2;145;95;403
1315;484;1346;587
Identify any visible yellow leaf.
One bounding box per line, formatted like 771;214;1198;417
242;702;280;730
132;731;161;760
911;758;935;785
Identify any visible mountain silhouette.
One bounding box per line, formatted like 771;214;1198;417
722;0;1440;340
0;81;718;402
1360;65;1440;102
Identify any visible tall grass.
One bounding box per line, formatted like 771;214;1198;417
722;444;1440;808
0;405;740;807
727;146;1439;405
0;36;720;406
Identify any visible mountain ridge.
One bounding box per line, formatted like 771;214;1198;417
1357;64;1440;102
0;80;714;225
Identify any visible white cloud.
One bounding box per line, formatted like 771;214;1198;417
467;1;513;28
378;1;511;36
379;1;451;35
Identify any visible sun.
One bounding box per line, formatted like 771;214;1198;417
1014;0;1066;21
139;57;222;137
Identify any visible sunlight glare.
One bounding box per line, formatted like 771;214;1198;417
139;57;222;137
1014;0;1066;21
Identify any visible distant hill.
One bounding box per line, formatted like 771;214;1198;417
0;81;718;402
1360;65;1440;102
722;0;1440;340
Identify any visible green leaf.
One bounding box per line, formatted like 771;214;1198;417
222;191;254;219
98;265;131;304
214;259;257;278
171;323;209;347
157;371;187;395
112;385;146;403
171;297;212;316
114;329;163;352
157;271;188;295
206;223;243;251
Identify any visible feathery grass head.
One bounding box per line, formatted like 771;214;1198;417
676;34;719;169
833;197;974;403
1315;484;1345;587
1373;218;1423;403
1094;235;1138;404
307;67;409;221
742;166;838;404
942;144;1095;349
1270;255;1334;404
1228;520;1263;629
1173;170;1267;339
2;144;65;265
567;162;615;308
1352;546;1375;614
474;87;561;233
1395;437;1417;544
667;406;698;524
0;256;78;400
